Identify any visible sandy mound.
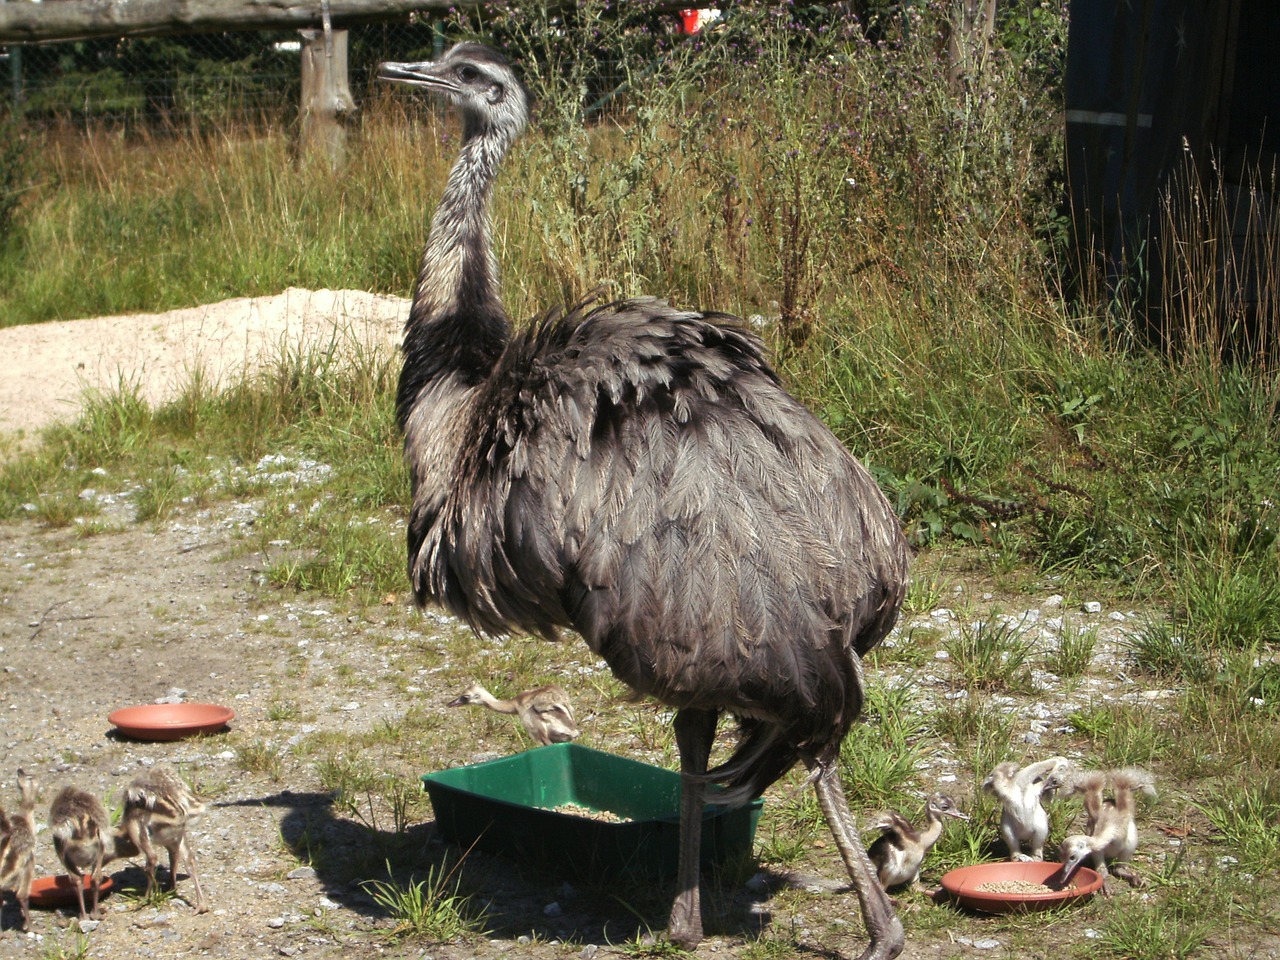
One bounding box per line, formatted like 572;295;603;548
0;287;410;439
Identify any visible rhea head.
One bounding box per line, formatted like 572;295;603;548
378;42;529;145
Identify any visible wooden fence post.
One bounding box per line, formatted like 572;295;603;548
947;0;999;95
299;26;356;168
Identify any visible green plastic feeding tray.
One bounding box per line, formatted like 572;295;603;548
421;743;763;880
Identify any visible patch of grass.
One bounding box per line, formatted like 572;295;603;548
266;699;301;722
932;695;1015;757
236;742;284;780
39;931;91;960
1125;618;1214;683
904;571;950;616
754;819;818;869
1196;775;1280;874
1174;537;1280;654
944;616;1036;693
1047;618;1098;678
364;860;487;942
122;879;181;910
1091;899;1210;960
1067;702;1168;767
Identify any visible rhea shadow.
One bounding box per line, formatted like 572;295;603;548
217;788;799;947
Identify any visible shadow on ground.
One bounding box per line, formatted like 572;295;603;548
217;789;794;948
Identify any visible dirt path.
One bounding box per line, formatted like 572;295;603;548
0;289;408;442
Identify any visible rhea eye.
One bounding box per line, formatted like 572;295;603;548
457;65;479;82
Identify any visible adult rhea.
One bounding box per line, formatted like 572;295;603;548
380;42;909;959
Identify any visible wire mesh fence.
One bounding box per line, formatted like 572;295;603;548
1;16;449;130
1;1;708;132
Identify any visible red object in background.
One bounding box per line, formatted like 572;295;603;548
680;9;701;34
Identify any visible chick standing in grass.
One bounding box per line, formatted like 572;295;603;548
982;756;1071;861
121;766;209;913
1057;767;1155;894
867;792;969;891
447;682;581;746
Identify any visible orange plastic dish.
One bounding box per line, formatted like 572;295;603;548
27;874;114;909
940;860;1104;913
108;702;234;741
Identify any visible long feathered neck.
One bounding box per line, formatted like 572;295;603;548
918;808;945;849
398;121;514;428
472;686;519;715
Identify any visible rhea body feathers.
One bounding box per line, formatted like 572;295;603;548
381;42;909;958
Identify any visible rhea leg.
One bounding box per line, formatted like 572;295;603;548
129;817;162;899
69;869;89;921
813;763;904;960
668;707;717;949
88;851;106;920
173;840;208;913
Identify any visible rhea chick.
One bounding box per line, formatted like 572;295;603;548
1058;767;1156;894
48;786;129;921
447;683;580;746
0;770;39;930
122;766;208;913
867;792;969;891
982;756;1070;861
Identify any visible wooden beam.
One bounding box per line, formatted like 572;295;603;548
0;0;457;44
0;0;714;44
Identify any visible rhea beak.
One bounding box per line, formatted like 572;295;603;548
378;60;452;91
946;808;971;821
445;694;469;707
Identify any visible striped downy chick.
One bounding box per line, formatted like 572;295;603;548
867;793;969;890
982;756;1071;861
1058;767;1156;894
122;767;208;913
120;768;207;911
0;770;39;930
48;786;132;920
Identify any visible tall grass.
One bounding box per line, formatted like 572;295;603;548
2;4;1278;608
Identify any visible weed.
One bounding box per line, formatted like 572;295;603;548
39;931;90;960
838;680;928;810
266;699;301;722
123;879;180;910
617;933;693;958
904;571;949;615
363;860;487;941
1092;900;1210;960
1196;775;1280;874
236;742;284;780
931;696;1016;783
1067;703;1167;766
1126;619;1214;683
944;616;1036;692
1047;618;1098;678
